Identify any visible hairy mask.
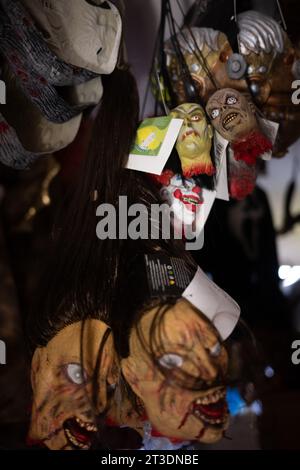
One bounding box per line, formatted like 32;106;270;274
121;299;229;444
170;103;214;178
29;319;117;450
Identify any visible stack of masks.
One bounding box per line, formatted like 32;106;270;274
0;0;122;168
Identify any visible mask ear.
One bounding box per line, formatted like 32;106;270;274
208;124;213;139
31;347;44;390
121;357;143;399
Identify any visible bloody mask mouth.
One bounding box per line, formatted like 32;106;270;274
63;417;98;450
190;387;228;427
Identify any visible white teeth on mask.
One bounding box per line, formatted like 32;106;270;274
75;417;97;432
223;113;238;127
194;388;226;405
65;428;90;450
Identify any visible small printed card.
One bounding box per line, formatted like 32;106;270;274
126;116;183;175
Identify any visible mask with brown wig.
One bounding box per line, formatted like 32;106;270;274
119;299;229;444
29;319;118;450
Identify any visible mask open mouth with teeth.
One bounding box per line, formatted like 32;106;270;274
190;387;228;428
29;319;118;450
120;299;230;444
206;88;272;198
63;417;98;450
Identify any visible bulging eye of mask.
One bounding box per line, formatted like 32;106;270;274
206;88;258;142
170;103;214;178
206;88;273;183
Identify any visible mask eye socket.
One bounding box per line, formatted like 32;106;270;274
158;353;183;369
211;108;220;119
209;342;222;358
190;114;202;122
65;363;87;385
258;65;267;74
226;96;237;105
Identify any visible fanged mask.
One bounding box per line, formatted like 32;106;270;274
121;299;229;444
29;319;117;450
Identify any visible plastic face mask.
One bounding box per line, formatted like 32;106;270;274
22;0;122;74
206;88;257;142
121;299;229;444
164;27;247;104
29;319;117;450
170;103;214;177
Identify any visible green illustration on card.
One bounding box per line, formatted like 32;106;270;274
131;116;172;156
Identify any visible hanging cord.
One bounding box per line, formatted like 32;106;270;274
174;0;218;90
276;0;287;31
166;0;205;106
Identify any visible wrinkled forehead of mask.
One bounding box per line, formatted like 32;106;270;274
22;0;122;74
171;102;206;119
206;88;250;112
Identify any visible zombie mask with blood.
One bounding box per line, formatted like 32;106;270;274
160;173;203;236
170;103;214;178
121;299;229;444
29;319;117;450
206;88;272;167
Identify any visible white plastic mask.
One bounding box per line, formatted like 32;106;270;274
22;0;122;74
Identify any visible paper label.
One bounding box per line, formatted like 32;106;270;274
214;131;229;201
144;253;192;298
257;116;279;161
126;117;183;175
182;266;241;340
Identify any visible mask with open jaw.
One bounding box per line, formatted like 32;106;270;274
29;319;118;450
120;299;229;444
206;88;272;167
170;103;214;178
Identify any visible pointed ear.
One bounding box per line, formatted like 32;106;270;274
208;124;213;139
121;357;143;399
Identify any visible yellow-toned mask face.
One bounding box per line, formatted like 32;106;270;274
29;319;117;450
170;103;214;178
121;299;229;444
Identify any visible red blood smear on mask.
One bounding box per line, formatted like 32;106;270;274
178;410;190;429
194;399;227;419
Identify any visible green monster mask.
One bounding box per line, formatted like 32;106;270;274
170;103;214;178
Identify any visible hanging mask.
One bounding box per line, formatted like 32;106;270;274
238;10;300;156
1;62;102;155
121;299;229;444
22;0;122;74
164;27;247;104
160;172;203;236
29;319;118;450
206;88;272;166
170;103;214;177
